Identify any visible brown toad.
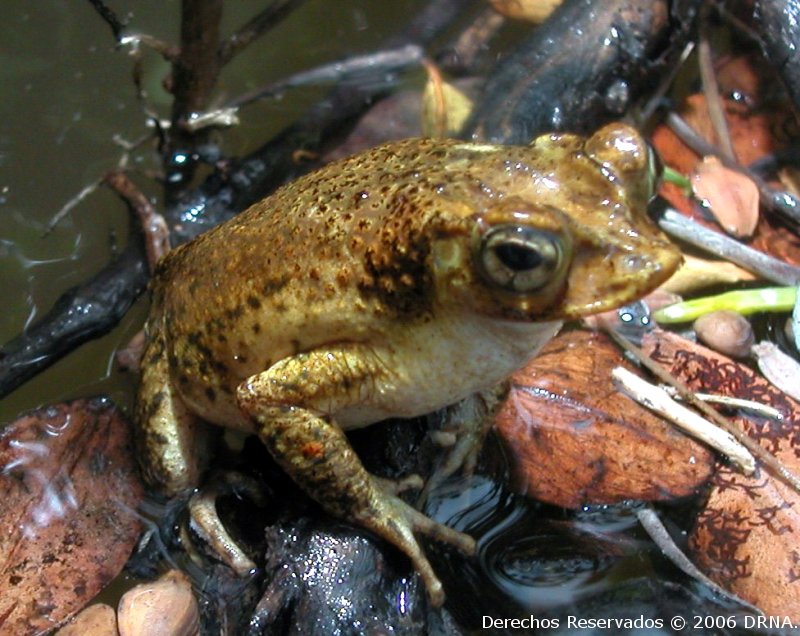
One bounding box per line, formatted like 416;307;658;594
136;123;680;605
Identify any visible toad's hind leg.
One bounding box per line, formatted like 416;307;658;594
136;325;211;495
236;345;476;607
138;328;256;571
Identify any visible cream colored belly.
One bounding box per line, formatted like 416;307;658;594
336;317;562;428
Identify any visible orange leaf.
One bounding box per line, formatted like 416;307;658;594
691;156;759;238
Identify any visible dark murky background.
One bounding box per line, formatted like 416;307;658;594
0;2;734;633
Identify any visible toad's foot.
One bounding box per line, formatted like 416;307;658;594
364;478;477;605
186;472;268;575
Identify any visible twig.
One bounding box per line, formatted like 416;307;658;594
612;367;755;473
697;21;736;162
219;0;308;65
605;327;800;496
171;0;223;123
635;507;763;616
104;171;170;271
0;241;149;398
666;112;800;225
86;0;127;42
658;208;800;285
661;387;785;421
166;0;223;197
45;178;103;236
226;44;423;109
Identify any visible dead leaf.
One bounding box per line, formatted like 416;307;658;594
0;398;144;635
691;156;759;238
493;330;713;508
421;62;473;138
662;254;756;295
653;88;800;268
642;330;800;619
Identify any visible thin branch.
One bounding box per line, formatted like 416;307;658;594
635;507;763;615
697;20;737;162
219;0;308;65
658;207;800;285
226;44;423;109
171;0;223;123
86;0;127;42
45;178;103;236
666;111;800;226
166;0;224;198
104;171;170;271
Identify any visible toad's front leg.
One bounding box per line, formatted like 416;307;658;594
235;344;475;607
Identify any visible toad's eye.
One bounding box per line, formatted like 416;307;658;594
478;225;566;293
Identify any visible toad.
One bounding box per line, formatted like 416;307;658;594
136;123;680;605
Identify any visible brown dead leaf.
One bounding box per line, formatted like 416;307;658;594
493;330;713;508
642;330;800;619
0;398;144;635
691;156;759;238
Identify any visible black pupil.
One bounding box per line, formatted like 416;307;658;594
494;242;542;271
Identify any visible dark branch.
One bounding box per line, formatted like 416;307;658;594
0;241;149;397
165;0;224;195
86;0;127;42
219;0;308;65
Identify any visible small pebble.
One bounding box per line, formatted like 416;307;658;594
117;570;199;636
694;310;753;358
56;604;118;636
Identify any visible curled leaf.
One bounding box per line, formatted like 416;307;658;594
421;62;473;138
751;341;800;402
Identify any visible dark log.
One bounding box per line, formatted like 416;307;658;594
0;242;148;397
463;0;700;143
753;0;800;116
